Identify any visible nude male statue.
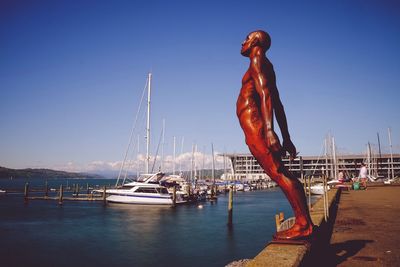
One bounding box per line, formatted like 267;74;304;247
237;30;314;240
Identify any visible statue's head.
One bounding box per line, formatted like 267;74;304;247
241;30;271;57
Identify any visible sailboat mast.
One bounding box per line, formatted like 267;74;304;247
367;142;372;176
325;137;329;177
146;73;152;174
173;136;176;175
161;119;165;172
332;136;337;180
211;143;215;185
388;127;394;179
377;132;382;176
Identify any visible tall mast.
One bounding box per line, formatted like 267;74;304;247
145;72;152;173
137;134;140;178
191;143;195;182
211;143;215;186
173;136;176;175
332;136;337;180
179;137;184;174
325;137;329;177
367;142;372;176
161;119;165;172
388;127;394;179
377;132;382;176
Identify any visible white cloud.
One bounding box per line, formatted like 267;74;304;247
52;151;229;174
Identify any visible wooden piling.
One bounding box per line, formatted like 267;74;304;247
275;212;285;231
24;182;29;202
58;184;63;205
86;183;89;195
275;214;280;231
75;183;79;197
103;186;107;205
307;176;312;211
186;184;191;198
172;186;177;207
45;180;49;198
228;185;233;226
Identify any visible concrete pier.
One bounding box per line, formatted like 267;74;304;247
227;189;340;267
228;185;400;267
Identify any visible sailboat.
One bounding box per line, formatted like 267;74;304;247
105;73;174;205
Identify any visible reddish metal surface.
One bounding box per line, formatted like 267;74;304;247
237;30;314;240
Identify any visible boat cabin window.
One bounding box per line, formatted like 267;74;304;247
157;188;169;194
136;187;158;193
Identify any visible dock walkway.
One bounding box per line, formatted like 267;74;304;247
321;186;400;266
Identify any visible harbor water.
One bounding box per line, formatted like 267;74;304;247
0;178;308;267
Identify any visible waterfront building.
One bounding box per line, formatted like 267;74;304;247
221;153;400;182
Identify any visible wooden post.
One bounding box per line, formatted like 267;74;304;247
275;214;280;231
324;174;329;219
275;212;285;232
45;180;49;198
86;183;89;195
308;176;312;211
103;186;107;205
227;185;233;226
58;184;63;205
172;186;177;207
186;184;191;198
75;184;79;197
24;182;29;202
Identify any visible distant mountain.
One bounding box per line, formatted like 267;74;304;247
0;166;104;179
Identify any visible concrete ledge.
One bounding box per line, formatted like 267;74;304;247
244;189;340;267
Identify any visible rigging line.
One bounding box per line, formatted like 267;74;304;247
122;137;139;185
115;77;149;187
151;126;164;173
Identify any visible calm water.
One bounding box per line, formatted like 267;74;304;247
0;178;309;267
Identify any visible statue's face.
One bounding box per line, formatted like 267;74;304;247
241;32;257;57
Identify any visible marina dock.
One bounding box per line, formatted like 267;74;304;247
228;184;400;267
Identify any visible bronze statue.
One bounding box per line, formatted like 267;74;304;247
237;30;314;240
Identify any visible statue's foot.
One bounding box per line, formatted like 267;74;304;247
273;223;315;240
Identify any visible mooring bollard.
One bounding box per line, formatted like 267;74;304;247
227;185;233;226
58;184;64;205
24;182;29;202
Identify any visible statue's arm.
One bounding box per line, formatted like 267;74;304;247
270;70;297;158
251;58;281;152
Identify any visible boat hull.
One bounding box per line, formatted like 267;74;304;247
107;193;173;205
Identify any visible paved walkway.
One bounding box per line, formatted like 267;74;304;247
328;186;400;266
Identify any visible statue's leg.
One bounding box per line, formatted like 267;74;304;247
246;137;314;240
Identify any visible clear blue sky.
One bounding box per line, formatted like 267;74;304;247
1;0;399;171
